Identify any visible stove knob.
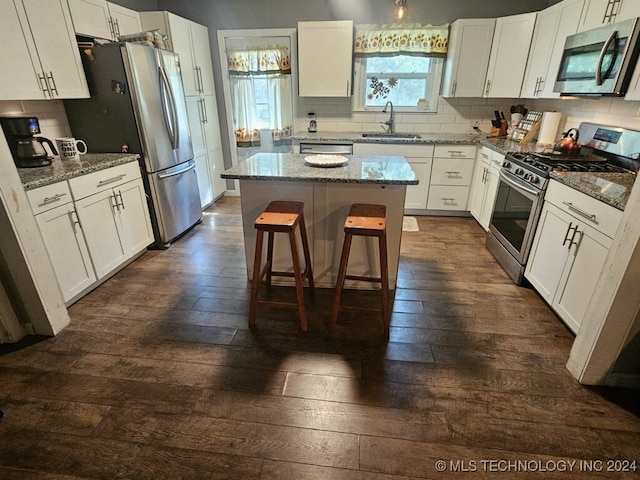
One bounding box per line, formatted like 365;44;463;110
503;161;511;169
523;173;531;181
530;175;539;184
515;168;524;175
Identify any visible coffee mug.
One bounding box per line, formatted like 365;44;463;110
56;137;87;160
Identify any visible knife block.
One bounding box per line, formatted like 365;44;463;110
489;120;508;137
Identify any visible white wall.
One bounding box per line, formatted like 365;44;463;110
0;100;72;140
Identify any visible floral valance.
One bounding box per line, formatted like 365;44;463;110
227;46;291;75
354;24;449;56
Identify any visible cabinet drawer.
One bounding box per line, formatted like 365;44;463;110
26;181;72;215
353;142;433;158
69;161;141;200
545;180;623;238
427;185;470;211
431;158;475;185
434;144;477;159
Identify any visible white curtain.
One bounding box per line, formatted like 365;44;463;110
267;74;293;146
230;76;261;147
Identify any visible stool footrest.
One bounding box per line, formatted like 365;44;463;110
344;274;382;283
338;305;382;315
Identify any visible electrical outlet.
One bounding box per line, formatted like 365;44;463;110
469;120;480;129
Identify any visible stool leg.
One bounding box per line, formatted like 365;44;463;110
379;232;390;338
265;231;275;291
330;232;353;331
298;212;314;293
249;230;265;329
289;229;307;332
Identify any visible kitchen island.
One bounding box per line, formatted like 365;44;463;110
221;152;418;289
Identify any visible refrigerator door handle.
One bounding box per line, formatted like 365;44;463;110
158;66;180;150
158;161;196;179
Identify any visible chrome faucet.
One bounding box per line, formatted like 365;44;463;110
382;101;394;134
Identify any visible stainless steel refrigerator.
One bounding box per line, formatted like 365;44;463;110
64;42;202;247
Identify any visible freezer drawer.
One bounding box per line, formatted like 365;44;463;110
147;160;202;244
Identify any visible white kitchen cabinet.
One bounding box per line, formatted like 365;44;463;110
141;11;226;202
141;11;215;97
468;146;504;230
525;180;623;334
352;142;433;211
0;0;89;100
577;0;638;32
298;21;353;97
69;162;153;280
67;0;141;41
426;145;477;212
26;182;96;303
521;0;584;98
441;18;495;98
484;12;537;98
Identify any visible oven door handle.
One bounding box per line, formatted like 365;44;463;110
499;170;541;197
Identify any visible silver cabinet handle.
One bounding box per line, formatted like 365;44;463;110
447;150;465;157
46;72;58;96
563;201;597;222
563;221;576;247
116;190;125;210
41;193;67;206
97;174;126;187
70;209;81;232
37;72;50;97
452;79;457;96
201;98;208;123
445;171;462;177
485;79;491;96
480;152;489;160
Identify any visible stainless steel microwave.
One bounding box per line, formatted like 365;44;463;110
554;17;640;96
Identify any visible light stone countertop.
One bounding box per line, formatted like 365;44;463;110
549;171;636;211
221;152;418;185
18;153;140;191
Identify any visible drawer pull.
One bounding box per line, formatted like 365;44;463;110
480;152;489;160
441;197;458;205
563;201;597;222
447;150;465;157
41;193;67;205
445;171;462;177
98;174;126;187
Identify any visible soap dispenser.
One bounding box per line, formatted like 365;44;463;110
307;112;317;133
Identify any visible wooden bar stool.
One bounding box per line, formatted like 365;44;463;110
248;201;314;332
331;203;390;338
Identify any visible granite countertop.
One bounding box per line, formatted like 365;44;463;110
18;153;141;191
550;171;636;211
221;152;418;185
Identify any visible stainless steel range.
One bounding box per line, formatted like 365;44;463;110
486;122;639;284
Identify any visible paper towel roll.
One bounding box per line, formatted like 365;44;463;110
537;112;562;147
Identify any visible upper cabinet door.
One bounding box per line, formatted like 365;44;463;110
484;12;537;98
521;0;584;99
108;3;141;38
578;0;639;32
442;18;495;98
0;0;43;99
298;21;353;97
189;22;216;96
22;0;89;99
67;0;112;39
166;13;198;96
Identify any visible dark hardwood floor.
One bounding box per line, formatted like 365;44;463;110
1;196;639;479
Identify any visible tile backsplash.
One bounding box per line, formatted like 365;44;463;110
0;100;71;141
296;95;640;140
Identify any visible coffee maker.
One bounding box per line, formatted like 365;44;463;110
0;116;58;168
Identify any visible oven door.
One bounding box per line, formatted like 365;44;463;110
489;170;543;264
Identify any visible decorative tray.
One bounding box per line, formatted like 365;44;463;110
304;154;349;167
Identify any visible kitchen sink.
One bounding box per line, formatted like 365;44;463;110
362;133;422;139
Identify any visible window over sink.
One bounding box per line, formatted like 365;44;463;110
353;55;442;112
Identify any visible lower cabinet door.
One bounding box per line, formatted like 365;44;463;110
115;178;154;255
426;185;470;211
524;203;570;303
74;188;127;279
34;203;96;302
554;223;611;334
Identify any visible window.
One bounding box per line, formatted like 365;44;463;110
354;54;443;112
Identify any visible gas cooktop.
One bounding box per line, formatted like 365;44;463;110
506;151;630;175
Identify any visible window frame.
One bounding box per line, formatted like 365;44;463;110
352;55;443;113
